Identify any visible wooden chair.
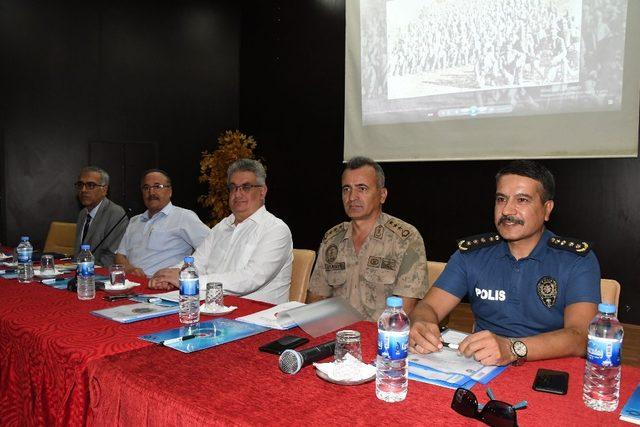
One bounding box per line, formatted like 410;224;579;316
43;221;77;256
290;249;316;303
601;278;621;315
427;261;446;288
427;261;451;327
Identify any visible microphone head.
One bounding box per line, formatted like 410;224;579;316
279;349;304;374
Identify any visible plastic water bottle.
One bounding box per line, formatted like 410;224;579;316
376;296;410;402
76;244;95;300
179;256;200;324
16;236;34;283
583;303;624;411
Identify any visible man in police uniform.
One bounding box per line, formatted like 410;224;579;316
307;156;429;322
409;160;600;366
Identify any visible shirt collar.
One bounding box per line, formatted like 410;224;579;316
88;199;104;218
142;202;173;222
344;211;386;240
527;228;553;261
226;205;267;228
496;228;553;262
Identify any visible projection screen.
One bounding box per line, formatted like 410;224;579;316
344;0;640;161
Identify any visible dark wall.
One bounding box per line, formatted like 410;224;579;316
1;0;239;248
238;1;640;324
2;0;639;325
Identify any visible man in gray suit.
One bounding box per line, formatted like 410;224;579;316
74;166;128;267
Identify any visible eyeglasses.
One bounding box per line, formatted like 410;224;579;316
227;184;263;193
74;181;106;190
141;184;171;192
451;387;527;427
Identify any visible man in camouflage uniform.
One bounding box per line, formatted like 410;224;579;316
307;156;429;321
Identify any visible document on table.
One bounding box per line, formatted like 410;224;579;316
408;329;506;386
139;318;269;353
92;301;179;323
235;301;306;330
153;289;205;302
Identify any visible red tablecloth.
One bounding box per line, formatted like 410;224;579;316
0;273;269;426
86;320;640;426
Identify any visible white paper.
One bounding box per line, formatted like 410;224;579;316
153;290;205;302
235;301;305;329
407;329;500;379
103;279;140;291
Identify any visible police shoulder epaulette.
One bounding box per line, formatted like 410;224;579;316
384;218;412;240
457;232;501;252
548;236;591;256
322;223;347;242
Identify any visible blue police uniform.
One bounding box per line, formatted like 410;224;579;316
435;229;600;338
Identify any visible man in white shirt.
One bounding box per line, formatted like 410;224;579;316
114;169;210;277
149;159;293;304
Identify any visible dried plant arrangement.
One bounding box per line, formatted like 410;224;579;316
198;130;261;226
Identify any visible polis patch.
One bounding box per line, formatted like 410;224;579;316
537;276;558;308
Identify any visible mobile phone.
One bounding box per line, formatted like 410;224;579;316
532;368;569;395
259;335;309;355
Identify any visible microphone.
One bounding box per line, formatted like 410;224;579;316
89;207;132;254
68;207;132;292
278;340;336;374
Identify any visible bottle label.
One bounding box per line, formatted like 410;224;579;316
17;249;33;263
587;335;621;367
180;278;199;296
377;330;409;360
77;261;94;277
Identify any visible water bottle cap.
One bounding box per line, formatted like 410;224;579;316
184;256;194;263
20;236;29;241
386;296;403;308
80;244;90;250
598;303;616;314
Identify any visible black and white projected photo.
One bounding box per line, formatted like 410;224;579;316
360;0;627;125
346;0;639;161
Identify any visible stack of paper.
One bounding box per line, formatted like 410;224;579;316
92;301;179;323
235;301;305;330
407;329;506;389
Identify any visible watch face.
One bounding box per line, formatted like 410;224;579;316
513;341;527;357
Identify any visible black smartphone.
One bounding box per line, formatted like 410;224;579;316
532;368;569;395
259;335;309;355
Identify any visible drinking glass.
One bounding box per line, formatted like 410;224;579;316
40;254;55;275
205;282;224;309
335;330;362;363
109;264;126;287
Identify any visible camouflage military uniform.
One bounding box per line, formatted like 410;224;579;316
308;212;429;321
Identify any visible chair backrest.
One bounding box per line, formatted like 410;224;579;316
290;249;316;303
601;278;621;314
43;221;77;256
427;261;450;328
427;261;447;288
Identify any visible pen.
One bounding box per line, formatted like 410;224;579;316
442;341;459;350
159;334;197;346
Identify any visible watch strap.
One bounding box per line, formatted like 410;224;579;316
508;338;527;366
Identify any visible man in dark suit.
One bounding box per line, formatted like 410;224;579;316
74;166;128;267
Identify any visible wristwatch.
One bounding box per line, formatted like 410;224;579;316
509;338;527;366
